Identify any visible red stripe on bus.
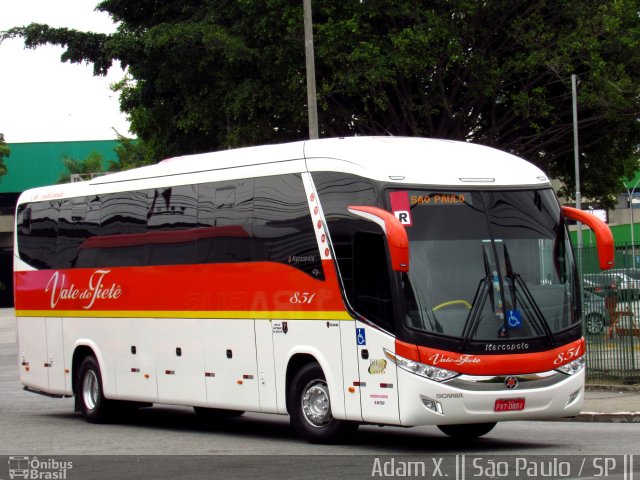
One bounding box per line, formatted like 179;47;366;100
395;338;585;375
14;260;346;314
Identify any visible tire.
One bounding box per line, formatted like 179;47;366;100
77;355;112;423
437;422;496;439
193;407;244;420
288;362;358;444
585;313;605;334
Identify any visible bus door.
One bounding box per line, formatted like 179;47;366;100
355;322;400;424
351;229;400;424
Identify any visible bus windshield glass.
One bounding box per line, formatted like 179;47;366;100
393;189;578;345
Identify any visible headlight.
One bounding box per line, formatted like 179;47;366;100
555;354;586;375
384;349;458;382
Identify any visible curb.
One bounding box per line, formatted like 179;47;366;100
565;412;640;423
585;384;640;392
549;385;640;422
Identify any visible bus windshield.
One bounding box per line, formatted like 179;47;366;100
395;188;579;346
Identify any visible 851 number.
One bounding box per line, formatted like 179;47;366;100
554;345;582;365
290;292;316;304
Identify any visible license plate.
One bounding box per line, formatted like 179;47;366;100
494;398;525;412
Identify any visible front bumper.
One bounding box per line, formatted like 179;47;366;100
398;367;584;426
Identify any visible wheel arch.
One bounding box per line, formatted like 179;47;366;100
71;341;109;395
285;353;318;414
284;349;345;419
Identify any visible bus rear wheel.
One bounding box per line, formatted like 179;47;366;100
77;355;112;423
288;362;357;444
437;422;496;439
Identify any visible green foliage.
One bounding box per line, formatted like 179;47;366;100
0;133;9;179
107;130;151;171
1;23;112;75
3;1;639;206
57;151;106;184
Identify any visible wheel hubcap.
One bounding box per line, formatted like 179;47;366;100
82;370;99;411
301;380;331;427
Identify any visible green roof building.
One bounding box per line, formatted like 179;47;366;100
0;140;119;307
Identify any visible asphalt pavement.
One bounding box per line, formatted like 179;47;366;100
577;385;640;423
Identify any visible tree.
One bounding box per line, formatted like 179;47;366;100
0;133;9;179
3;1;639;206
57;151;106;184
107;129;151;172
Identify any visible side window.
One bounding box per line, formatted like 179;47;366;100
353;232;394;331
17;200;60;269
312;172;379;301
253;174;323;279
196;180;253;263
75;196;101;268
147;185;198;265
98;191;148;267
16;204;32;236
56;197;89;269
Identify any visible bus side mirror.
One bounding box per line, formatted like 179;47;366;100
347;206;409;272
562;206;614;270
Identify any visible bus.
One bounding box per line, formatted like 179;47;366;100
13;136;613;443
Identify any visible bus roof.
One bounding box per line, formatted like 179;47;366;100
18;137;549;203
303;137;548;187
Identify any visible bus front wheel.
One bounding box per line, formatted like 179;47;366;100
288;362;357;444
437;422;496;439
77;355;112;423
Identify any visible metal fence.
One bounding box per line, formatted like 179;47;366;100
577;244;640;384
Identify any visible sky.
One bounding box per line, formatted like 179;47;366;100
0;0;132;143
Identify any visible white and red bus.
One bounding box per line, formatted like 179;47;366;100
13;137;613;443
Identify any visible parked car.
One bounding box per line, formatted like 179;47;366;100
610;268;640;297
583;290;610;334
583;273;616;298
583;271;640;300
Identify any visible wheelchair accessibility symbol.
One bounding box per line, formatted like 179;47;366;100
507;309;522;329
356;328;366;346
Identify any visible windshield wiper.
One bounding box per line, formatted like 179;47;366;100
459;247;493;351
503;245;556;346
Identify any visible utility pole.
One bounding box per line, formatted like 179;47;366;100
303;0;319;139
625;178;640;267
572;74;582;247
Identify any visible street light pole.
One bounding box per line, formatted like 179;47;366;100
588;206;594;247
303;0;319;140
572;74;582;247
625;178;640;267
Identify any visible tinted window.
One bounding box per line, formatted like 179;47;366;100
98;191;149;267
17;200;60;269
254;174;323;278
147;185;198;265
18;175;324;275
313;172;380;301
196;180;254;263
354;232;394;331
74;196;101;268
57;197;89;269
